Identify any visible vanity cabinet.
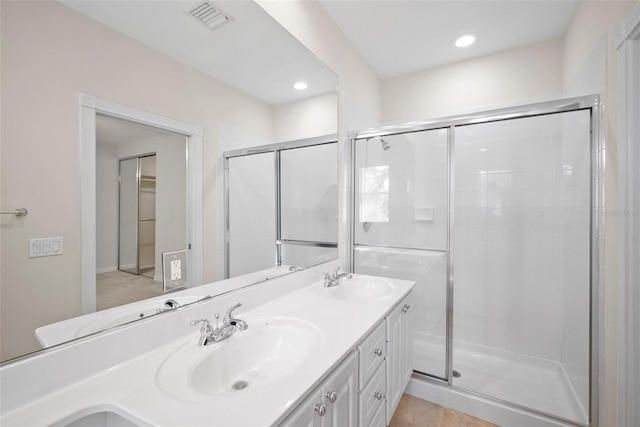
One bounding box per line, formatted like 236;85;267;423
386;294;413;424
280;291;413;427
357;320;387;427
280;351;359;427
357;292;413;427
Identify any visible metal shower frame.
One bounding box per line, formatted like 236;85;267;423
348;95;601;426
223;134;339;279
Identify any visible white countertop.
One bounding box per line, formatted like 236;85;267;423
1;272;414;427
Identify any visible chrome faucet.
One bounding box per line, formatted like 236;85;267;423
190;303;248;346
155;298;181;313
323;267;352;287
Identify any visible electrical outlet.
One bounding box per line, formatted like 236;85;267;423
163;249;188;292
171;259;182;280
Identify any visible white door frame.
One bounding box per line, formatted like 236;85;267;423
79;93;203;314
616;4;640;426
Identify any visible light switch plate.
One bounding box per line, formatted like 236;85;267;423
29;237;63;258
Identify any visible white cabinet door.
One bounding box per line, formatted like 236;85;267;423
323;352;359;427
386;293;413;424
280;352;358;427
280;389;323;427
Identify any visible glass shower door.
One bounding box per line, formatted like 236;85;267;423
451;111;591;424
280;143;338;267
227;152;277;277
353;128;449;380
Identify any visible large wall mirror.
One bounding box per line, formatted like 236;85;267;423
0;0;338;363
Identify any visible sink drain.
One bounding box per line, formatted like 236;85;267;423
232;380;249;391
452;370;461;378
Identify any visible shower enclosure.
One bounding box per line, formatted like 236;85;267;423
224;136;338;278
350;96;598;426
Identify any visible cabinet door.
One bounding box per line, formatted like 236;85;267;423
280;389;323;427
386;293;413;424
323;352;359;427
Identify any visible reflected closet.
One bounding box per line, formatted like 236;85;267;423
118;154;156;276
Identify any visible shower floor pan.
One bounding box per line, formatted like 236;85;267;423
413;339;588;425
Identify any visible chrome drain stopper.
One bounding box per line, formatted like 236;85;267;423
232;380;249;391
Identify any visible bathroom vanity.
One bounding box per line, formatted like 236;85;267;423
0;262;414;426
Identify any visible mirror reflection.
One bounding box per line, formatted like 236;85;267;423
97;115;188;309
226;139;338;278
0;0;337;363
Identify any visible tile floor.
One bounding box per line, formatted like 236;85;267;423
389;394;496;427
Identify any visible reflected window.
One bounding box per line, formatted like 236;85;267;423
359;165;389;223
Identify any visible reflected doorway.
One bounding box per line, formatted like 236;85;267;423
96;115;188;311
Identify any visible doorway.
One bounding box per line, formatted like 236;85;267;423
81;93;203;315
95;114;188;311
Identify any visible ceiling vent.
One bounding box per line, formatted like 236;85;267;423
187;1;233;31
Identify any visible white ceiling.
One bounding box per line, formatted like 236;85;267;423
60;0;337;106
319;0;578;79
61;0;577;100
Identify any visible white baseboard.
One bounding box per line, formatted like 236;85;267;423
96;266;117;274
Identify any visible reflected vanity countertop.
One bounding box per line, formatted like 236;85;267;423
35;265;297;348
0;270;414;427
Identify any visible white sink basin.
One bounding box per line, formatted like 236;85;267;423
156;316;324;400
327;277;395;302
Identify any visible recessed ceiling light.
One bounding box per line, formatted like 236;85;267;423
455;34;476;48
294;81;308;90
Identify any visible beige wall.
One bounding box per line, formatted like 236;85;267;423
381;38;564;122
0;0;274;361
273;92;338;142
563;1;638;425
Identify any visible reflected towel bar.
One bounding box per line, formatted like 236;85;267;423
1;208;28;217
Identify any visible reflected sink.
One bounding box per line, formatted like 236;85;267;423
36;296;206;348
327;277;395;302
156;316;324;400
75;296;205;337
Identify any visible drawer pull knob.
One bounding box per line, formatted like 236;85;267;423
374;391;384;400
315;403;327;417
374;348;383;357
402;304;411;313
326;391;337;403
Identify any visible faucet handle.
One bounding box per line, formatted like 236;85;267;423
224;303;242;321
164;299;180;309
190;319;213;334
323;272;331;286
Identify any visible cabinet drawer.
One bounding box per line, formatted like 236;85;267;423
358;362;386;427
357;321;386;388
